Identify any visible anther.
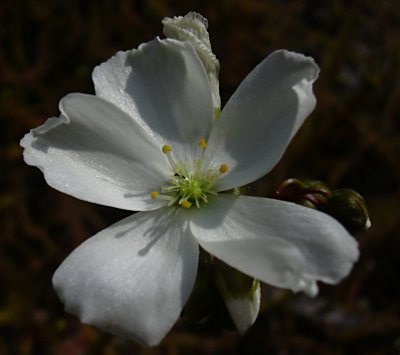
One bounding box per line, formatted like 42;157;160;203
162;144;172;154
198;138;207;149
219;164;228;173
150;191;159;200
161;144;178;171
181;200;192;209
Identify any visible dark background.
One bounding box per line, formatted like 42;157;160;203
1;0;399;354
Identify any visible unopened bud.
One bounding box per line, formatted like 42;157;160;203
274;178;331;209
274;179;370;234
324;188;371;234
213;259;260;334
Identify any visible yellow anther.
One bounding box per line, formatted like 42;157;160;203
162;144;172;154
198;138;207;149
181;200;192;209
219;164;229;173
150;191;159;200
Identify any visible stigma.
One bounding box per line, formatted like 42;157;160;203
150;139;228;209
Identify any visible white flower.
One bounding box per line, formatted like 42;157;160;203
20;34;359;345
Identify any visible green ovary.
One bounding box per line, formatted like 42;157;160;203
166;173;216;208
152;141;228;209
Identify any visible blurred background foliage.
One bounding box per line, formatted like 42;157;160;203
1;0;400;354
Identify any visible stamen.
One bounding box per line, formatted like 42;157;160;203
162;144;178;171
150;191;159;200
198;138;207;149
181;200;192;209
219;164;228;173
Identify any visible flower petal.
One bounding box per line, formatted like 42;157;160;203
21;93;169;211
162;12;221;110
190;195;359;296
205;50;319;191
93;38;214;162
53;208;198;346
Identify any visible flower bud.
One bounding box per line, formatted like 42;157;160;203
274;178;332;209
324;188;371;234
213;259;260;334
274;179;370;234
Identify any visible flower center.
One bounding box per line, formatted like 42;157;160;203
150;138;228;208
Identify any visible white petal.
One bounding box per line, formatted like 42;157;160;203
21;94;169;211
190;195;359;296
162;12;221;110
93;38;214;163
53;208;198;346
205;50;319;191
